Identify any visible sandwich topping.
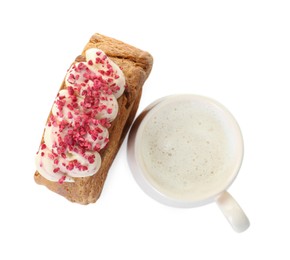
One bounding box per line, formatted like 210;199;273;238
35;48;125;183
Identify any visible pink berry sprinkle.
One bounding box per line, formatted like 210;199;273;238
82;166;88;171
68;86;74;96
94;143;101;152
67;74;75;84
53;167;60;173
68;111;73;119
67;162;74;171
58;175;66;184
88;155;95;164
54;159;59;165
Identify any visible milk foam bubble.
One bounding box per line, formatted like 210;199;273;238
138;98;240;202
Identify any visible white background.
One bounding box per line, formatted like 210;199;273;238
1;0;289;259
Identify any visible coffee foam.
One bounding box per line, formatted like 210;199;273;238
138;98;241;202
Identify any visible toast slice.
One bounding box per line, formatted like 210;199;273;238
34;33;153;204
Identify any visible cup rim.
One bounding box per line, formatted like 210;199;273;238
127;94;244;208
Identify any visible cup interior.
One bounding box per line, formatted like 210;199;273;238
128;95;243;207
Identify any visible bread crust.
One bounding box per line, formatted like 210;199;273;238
34;33;153;204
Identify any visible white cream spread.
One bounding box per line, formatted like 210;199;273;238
35;48;126;183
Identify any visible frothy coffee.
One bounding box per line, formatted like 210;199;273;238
138;97;242;203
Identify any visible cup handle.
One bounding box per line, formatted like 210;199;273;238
215;191;250;233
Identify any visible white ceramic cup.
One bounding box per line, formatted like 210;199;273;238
127;94;250;232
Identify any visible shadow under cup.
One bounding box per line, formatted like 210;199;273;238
127;95;244;208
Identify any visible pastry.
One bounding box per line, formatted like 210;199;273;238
34;33;153;204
